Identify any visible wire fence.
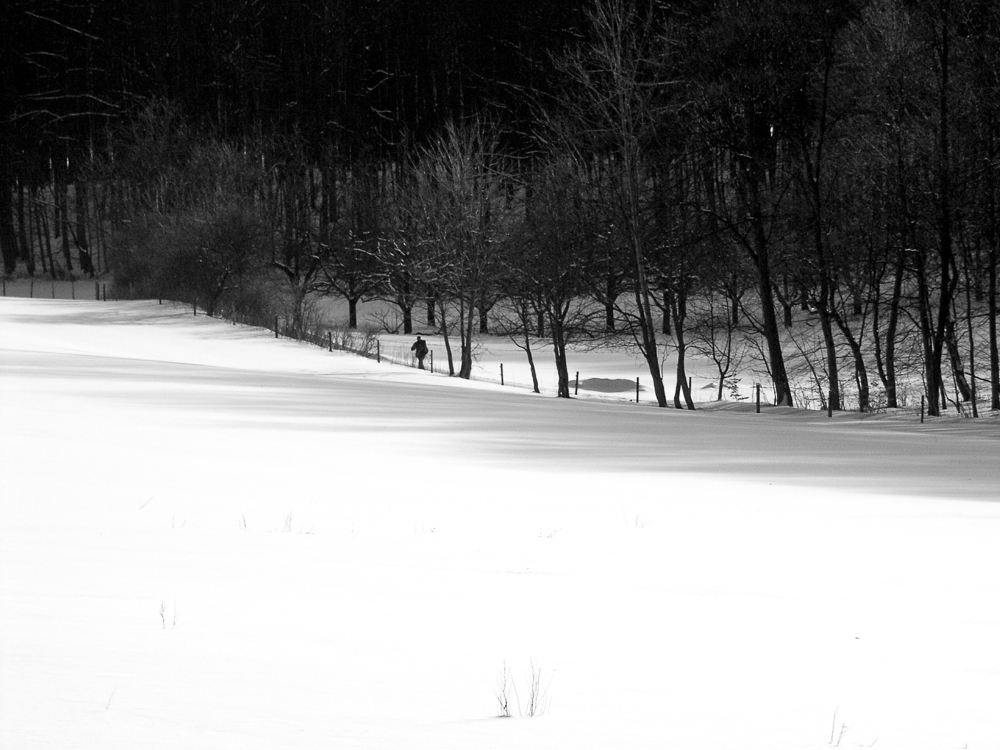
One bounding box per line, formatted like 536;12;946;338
0;276;95;300
8;282;985;417
0;281;756;405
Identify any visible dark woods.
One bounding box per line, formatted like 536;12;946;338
1;0;998;414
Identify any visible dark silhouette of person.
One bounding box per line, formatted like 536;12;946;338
411;335;429;369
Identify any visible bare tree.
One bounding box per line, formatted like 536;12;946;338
542;0;670;406
506;156;598;398
683;0;859;407
318;163;383;329
405;121;513;378
688;289;751;402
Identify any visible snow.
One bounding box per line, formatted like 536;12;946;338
1;297;999;750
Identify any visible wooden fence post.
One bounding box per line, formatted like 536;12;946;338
921;395;925;424
756;383;761;413
636;377;640;403
575;371;579;396
500;363;504;386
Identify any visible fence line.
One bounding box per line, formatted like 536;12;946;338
9;287;963;414
182;304;1000;414
0;284;753;403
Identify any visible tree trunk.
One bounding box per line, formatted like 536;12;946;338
986;109;1000;411
0;174;19;274
93;181;109;275
962;257;979;416
749;209;794;406
628;174;667;408
31;192;47;276
874;254;905;409
478;302;490;335
852;343;871;412
551;318;571;399
779;281;793;328
944;312;972;402
914;250;943;414
400;300;413;334
57;180;73;273
832;309;870;412
348;296;359;329
729;284;741;327
15;180;34;275
522;303;540;394
818;305;841;411
633;274;667;407
458;296;474;379
990;230;999;410
927;1;954;417
604;274;616;332
35;196;56;278
928;245;955;416
670;290;695;410
437;298;455;376
75;182;94;277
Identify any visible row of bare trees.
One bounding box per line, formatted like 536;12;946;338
2;0;998;415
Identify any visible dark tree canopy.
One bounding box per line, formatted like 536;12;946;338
2;0;590;169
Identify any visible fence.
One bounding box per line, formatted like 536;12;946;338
0;280;756;403
0;278;139;303
0;277;93;300
8;285;973;416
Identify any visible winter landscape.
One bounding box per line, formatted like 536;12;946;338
2;294;998;750
5;3;1000;744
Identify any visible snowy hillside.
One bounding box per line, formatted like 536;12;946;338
1;298;998;750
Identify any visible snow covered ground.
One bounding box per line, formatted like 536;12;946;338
1;297;999;750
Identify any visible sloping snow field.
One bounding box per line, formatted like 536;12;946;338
2;298;999;750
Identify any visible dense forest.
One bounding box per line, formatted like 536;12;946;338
2;0;998;415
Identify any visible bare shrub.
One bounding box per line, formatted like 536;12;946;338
523;659;551;717
494;659;551;718
326;324;379;358
495;661;513;718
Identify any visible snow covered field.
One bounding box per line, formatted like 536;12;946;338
2;297;999;750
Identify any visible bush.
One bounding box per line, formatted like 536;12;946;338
110;201;270;317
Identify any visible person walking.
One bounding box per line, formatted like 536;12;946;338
411;335;429;369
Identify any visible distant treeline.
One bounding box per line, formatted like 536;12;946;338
1;0;998;415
